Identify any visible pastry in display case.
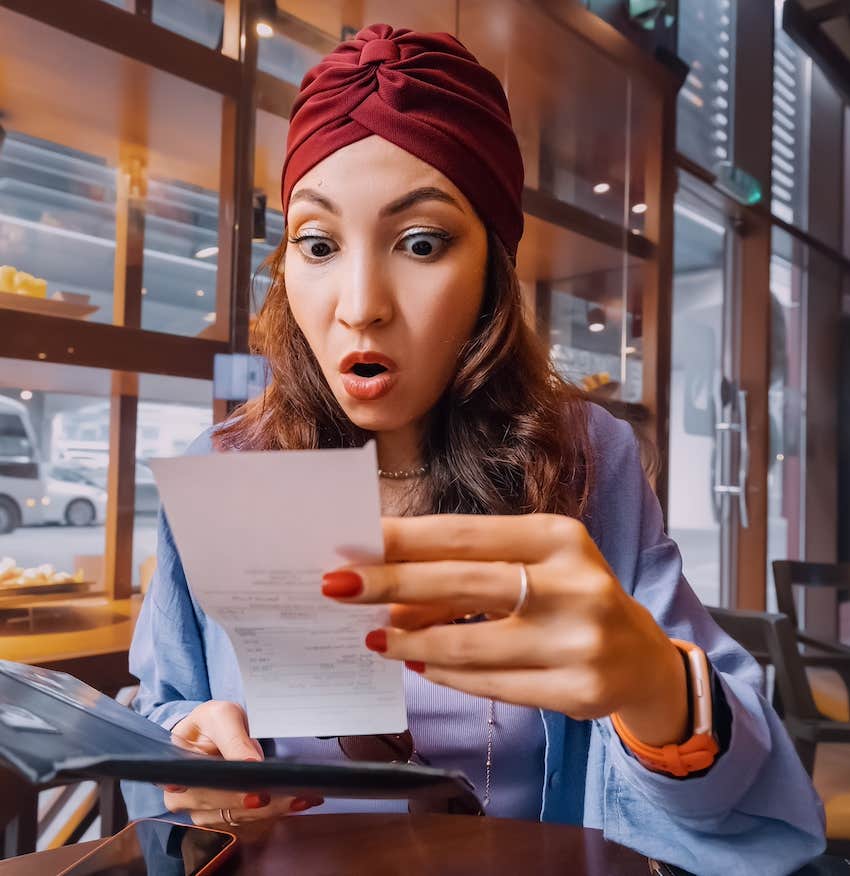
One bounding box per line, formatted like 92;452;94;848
0;557;96;609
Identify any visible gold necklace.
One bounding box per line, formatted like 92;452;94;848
377;464;429;480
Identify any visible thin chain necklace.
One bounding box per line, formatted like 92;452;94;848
484;697;495;808
378;464;429;480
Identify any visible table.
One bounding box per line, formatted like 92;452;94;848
0;814;652;875
0;596;141;693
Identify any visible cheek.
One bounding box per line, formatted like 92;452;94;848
283;258;332;352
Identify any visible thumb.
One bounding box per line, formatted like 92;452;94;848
175;701;264;761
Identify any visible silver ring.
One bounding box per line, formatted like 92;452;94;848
220;807;240;826
512;563;530;615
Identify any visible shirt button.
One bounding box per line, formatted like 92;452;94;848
548;770;562;789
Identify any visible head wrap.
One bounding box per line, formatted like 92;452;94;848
281;23;524;260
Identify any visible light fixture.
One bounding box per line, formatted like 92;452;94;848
203;312;216;323
592;182;610;195
776;453;785;462
195;246;219;259
141;287;148;296
20;390;32;401
256;21;274;38
587;305;606;333
37;352;46;360
196;289;205;297
624;345;637;355
631;203;648;214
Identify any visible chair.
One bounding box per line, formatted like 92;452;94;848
773;561;850;721
708;607;850;855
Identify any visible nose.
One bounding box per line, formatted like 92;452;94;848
334;247;393;331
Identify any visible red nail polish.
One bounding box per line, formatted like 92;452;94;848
164;785;187;793
290;796;324;812
243;792;270;809
321;570;363;598
365;629;387;653
405;661;426;674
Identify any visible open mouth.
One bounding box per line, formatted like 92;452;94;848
350;363;388;378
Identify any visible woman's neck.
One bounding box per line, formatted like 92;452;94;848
375;421;424;474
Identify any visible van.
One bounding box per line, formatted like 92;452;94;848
0;395;47;533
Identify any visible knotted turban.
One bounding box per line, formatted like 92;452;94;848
281;23;525;260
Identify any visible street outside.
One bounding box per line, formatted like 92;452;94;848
0;515;159;589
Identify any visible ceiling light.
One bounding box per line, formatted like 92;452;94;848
141;287;147;296
587;305;606;333
624;345;637;355
196;289;205;297
593;182;611;194
20;390;32;401
631;203;647;214
256;21;274;38
203;312;216;323
195;246;219;259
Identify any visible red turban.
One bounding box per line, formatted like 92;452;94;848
281;23;525;260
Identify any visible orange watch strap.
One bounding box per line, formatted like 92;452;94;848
610;641;720;778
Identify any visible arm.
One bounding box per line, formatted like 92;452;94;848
587;406;825;874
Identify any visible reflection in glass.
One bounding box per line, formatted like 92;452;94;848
677;0;736;173
767;228;806;611
667;199;727;606
771;0;811;227
152;0;225;50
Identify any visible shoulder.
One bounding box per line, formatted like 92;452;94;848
183;422;231;456
584;402;640;470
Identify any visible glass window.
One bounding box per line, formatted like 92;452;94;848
0;8;225;339
677;0;736;173
771;0;811;227
133;374;213;590
0;361;109;591
152;0;224;50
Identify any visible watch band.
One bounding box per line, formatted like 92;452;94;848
611;639;720;778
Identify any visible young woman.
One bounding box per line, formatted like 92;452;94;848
126;23;825;874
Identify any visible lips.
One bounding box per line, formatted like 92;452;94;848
338;351;398;401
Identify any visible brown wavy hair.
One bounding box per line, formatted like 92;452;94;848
215;233;593;518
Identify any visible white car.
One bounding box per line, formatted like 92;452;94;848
43;469;107;527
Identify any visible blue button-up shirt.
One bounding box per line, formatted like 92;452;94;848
124;405;826;875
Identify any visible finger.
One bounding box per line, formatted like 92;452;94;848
369;618;568;668
188;794;324;828
186;704;263;762
326;560;528;614
382;514;584;564
164;787;268;814
389;603;461;630
414;664;604;719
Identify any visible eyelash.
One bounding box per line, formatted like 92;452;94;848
287;227;454;263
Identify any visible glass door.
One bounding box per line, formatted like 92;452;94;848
668;189;748;607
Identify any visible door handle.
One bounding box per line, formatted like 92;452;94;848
737;389;750;529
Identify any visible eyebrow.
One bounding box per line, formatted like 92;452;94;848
288;186;464;218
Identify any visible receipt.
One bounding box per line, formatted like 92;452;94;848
149;442;406;738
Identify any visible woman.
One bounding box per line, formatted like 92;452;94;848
126;23;825;874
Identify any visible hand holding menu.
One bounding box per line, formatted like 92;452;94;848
149;441;406;739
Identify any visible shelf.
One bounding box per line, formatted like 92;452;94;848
0;290;98;320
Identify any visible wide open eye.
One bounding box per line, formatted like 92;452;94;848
397;229;453;260
289;234;339;261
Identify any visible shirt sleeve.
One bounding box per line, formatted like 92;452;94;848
129;506;211;731
584;404;825;872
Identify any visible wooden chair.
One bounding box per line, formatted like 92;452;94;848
708;607;850;855
772;561;850;722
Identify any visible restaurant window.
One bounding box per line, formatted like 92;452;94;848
133;375;213;590
0;360;110;597
676;0;736;173
0;7;227;341
152;0;225;50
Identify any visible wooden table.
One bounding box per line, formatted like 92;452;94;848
0;814;652;875
0;595;141;693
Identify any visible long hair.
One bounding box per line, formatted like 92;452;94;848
215;233;593;518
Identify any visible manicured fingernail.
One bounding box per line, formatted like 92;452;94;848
321;570;363;598
405;661;426;674
365;629;387;653
164;785;187;793
289;796;324;812
242;792;270;809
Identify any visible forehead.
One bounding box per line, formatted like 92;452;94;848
289;135;473;216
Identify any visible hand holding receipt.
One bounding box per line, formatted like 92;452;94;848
149;441;406;740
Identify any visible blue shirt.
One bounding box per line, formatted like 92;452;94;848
124;404;826;875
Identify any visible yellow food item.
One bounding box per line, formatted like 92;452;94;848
0;265;15;294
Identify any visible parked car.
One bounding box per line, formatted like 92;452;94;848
43;468;107;526
59;461;159;515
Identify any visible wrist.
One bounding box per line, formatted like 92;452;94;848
614;639;689;747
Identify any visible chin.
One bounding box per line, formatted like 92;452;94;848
340;402;411;434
